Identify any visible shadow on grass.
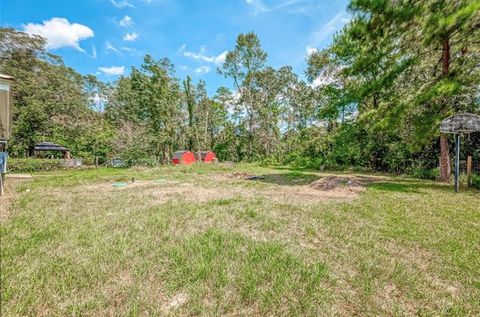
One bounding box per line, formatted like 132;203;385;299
367;180;455;194
251;169;459;195
254;172;322;186
251;172;385;187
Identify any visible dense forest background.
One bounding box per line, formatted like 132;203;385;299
1;0;479;178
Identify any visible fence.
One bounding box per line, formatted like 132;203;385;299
460;159;479;174
61;158;83;168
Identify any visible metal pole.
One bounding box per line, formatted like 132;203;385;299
0;142;5;196
454;134;460;193
0;173;4;196
466;155;472;187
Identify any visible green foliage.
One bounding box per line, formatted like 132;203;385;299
8;158;65;173
305;0;480;174
1;28;114;160
471;174;480;190
407;166;440;180
2;4;479;178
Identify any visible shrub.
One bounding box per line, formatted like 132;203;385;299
130;158;158;167
407;166;440;180
259;156;280;167
8;158;65;173
471;174;480;190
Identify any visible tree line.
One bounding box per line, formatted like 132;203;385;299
1;0;479;177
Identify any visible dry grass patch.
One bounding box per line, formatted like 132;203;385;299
1;164;479;316
0;175;31;223
78;172;371;205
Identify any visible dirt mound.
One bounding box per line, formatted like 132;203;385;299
309;176;363;191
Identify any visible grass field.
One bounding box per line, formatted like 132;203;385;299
1;164;479;316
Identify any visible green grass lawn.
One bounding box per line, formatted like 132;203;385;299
1;164;479;316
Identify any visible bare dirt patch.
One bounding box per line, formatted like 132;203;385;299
78;177;363;205
75;173;390;206
223;172;262;180
162;292;188;311
309;176;363;191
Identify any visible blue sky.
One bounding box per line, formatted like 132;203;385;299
0;0;350;95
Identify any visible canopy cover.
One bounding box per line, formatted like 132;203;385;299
34;142;69;152
440;113;480;134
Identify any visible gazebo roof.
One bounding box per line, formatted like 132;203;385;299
34;142;69;152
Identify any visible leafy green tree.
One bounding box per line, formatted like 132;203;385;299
129;55;181;163
307;0;480;173
219;32;268;160
0;28;108;158
182;76;197;151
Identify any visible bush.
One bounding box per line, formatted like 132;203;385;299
130;158;158;167
407;166;440;180
259;156;280;167
8;158;65;173
471;174;480;190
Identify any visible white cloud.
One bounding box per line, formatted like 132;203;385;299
309;64;345;88
23;17;94;51
245;0;307;15
178;43;187;51
311;76;331;88
194;65;211;74
99;66;125;76
89;93;107;111
90;93;104;104
178;44;227;65
246;0;344;17
306;45;317;57
245;0;266;14
91;45;97;59
309;12;348;48
119;15;134;27
110;0;134;8
178;65;212;75
214;51;228;65
121;46;141;55
123;32;139;41
106;41;121;54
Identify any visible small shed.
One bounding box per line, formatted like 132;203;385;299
34;142;71;159
195;151;217;163
172;150;196;165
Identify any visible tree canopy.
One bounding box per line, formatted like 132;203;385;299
1;0;479;174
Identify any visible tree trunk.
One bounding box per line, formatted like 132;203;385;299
183;77;195;150
439;134;451;182
439;36;451;182
442;36;450;76
28;144;35;157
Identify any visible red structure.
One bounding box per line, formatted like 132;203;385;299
172;150;196;165
195;151;217;163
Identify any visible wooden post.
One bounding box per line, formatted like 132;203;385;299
466;155;472;187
